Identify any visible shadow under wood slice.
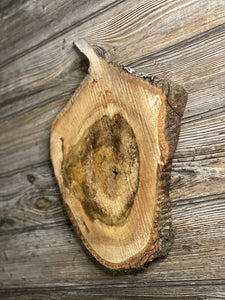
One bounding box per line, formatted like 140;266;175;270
50;40;187;270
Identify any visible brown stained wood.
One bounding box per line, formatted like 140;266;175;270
50;40;187;269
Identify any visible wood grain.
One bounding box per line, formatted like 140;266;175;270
0;0;225;297
0;193;225;289
1;1;225;121
50;40;187;269
0;0;124;66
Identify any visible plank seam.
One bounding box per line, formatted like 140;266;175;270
131;23;225;68
0;279;225;292
0;193;224;236
0;0;127;69
0;88;75;123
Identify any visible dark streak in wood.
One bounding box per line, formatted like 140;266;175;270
131;23;225;68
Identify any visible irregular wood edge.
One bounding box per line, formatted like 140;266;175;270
110;67;188;265
139;74;188;260
50;41;188;271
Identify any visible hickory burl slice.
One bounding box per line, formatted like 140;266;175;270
50;40;187;270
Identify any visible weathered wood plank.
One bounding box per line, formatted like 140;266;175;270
0;163;65;232
0;284;225;299
0;0;124;66
0;193;225;289
1;0;225;68
1;18;225;123
1;0;225;119
1;0;225;297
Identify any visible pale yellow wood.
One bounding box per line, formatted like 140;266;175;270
50;41;169;268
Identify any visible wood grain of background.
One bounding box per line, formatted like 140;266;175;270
0;0;225;298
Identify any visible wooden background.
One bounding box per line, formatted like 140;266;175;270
0;0;225;298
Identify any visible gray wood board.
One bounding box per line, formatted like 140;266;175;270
0;0;225;298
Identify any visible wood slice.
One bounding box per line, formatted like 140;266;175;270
50;40;187;270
